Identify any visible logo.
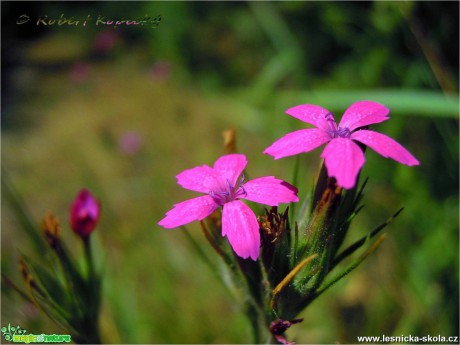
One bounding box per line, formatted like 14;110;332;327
1;324;71;343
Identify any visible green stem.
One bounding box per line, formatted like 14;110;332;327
81;236;102;344
83;237;94;282
246;303;272;344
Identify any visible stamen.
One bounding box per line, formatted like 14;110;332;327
336;127;351;138
209;174;248;205
324;112;338;138
327;126;352;139
324;112;335;122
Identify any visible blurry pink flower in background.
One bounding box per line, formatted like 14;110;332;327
69;63;90;83
70;189;101;238
264;101;419;189
119;131;142;156
150;60;172;81
158;154;299;260
93;31;119;55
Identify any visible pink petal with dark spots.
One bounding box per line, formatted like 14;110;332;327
243;177;299;206
285;104;334;130
321;138;365;189
222;200;260;261
351;130;420;166
213;154;247;186
176;165;221;193
264;128;331;159
339;101;389;131
158;196;218;229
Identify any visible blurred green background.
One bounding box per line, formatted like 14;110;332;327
1;1;458;343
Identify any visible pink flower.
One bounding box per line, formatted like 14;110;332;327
119;131;142;156
70;189;101;237
158;154;299;260
93;31;119;54
150;60;171;81
264;101;420;189
69;63;90;83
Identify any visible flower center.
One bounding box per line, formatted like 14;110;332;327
334;127;351;138
328;126;351;139
324;112;351;139
209;174;247;206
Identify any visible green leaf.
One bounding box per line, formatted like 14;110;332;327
1;274;35;304
330;207;403;270
1;169;47;253
18;256;76;334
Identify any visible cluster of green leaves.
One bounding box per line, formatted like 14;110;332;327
2;176;102;344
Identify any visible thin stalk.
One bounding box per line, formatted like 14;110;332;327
82;237;102;344
83;237;95;283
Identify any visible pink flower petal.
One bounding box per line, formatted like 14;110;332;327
351;130;420;166
321;138;365;189
222;200;260;261
158;195;218;229
285;104;334;131
339;101;390;131
176;165;221;193
263;129;331;159
243;177;299;206
213;154;247;185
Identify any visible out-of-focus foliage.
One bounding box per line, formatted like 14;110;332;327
2;1;458;343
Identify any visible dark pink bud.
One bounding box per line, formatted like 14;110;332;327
70;189;101;237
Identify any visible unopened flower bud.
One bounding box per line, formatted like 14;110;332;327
19;257;45;296
222;128;237;154
70;189;101;238
41;211;62;249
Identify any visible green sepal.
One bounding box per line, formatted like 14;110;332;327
260;207;292;288
291;189;337;292
327;178;368;259
314;234;387;300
